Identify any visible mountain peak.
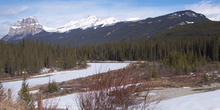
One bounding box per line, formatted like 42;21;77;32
44;16;119;33
2;10;209;43
170;10;205;18
13;16;39;27
87;15;99;20
3;16;43;41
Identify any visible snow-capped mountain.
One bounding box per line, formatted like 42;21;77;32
44;16;119;33
2;15;123;41
2;10;210;46
3;16;43;41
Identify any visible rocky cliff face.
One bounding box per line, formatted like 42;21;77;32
3;16;43;41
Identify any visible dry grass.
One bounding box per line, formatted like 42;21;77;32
0;82;60;110
0;101;25;110
0;87;25;110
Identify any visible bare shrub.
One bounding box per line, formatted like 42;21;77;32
78;69;160;110
42;98;59;110
0;81;6;101
0;82;25;110
0;79;59;110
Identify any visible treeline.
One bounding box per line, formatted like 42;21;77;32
1;35;219;76
0;40;78;76
76;35;220;74
1;21;220;76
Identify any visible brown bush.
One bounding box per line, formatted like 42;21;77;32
78;69;160;110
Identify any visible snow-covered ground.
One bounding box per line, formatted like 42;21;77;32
43;92;79;109
2;62;130;99
155;89;220;110
3;62;220;110
43;89;220;110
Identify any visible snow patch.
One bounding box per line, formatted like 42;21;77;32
125;17;142;22
148;92;157;96
30;89;39;94
186;21;194;24
40;67;50;73
3;62;130;99
95;17;119;27
156;89;220;110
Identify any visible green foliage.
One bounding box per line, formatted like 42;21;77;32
203;74;209;82
152;62;158;78
216;62;220;72
140;62;147;68
145;70;152;81
7;10;209;47
18;73;35;110
82;57;87;68
132;65;136;70
0;40;77;76
48;79;58;93
1;21;220;77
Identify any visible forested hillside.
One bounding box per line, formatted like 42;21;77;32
1;21;220;77
75;21;220;74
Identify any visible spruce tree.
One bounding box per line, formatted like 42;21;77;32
48;79;58;93
18;73;34;110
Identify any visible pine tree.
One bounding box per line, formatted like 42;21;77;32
152;62;158;78
48;79;58;93
83;56;87;68
18;73;35;110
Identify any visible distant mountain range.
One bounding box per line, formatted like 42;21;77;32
2;10;210;46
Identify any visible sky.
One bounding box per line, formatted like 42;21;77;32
0;0;220;38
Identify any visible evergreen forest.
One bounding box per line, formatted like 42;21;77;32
0;21;220;77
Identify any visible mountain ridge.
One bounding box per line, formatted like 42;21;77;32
44;15;120;33
2;10;210;46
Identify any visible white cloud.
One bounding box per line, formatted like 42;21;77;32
33;1;177;28
185;0;220;18
0;21;12;38
0;0;180;36
1;6;29;16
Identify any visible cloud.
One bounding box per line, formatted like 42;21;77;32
33;0;177;28
0;0;180;36
0;21;13;38
185;0;220;17
1;21;13;26
1;6;29;16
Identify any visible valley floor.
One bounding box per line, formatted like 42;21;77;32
42;83;220;110
2;61;220;110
